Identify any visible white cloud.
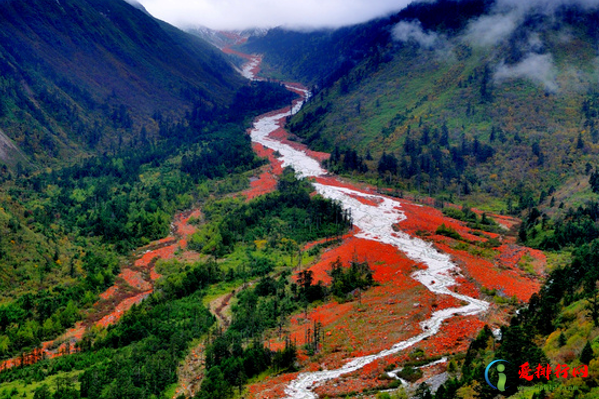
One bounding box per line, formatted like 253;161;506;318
464;13;520;47
136;0;415;30
392;20;439;49
464;0;599;48
392;20;455;61
494;53;558;92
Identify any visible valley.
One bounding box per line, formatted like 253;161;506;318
0;36;549;399
3;1;599;398
231;54;544;399
0;50;541;399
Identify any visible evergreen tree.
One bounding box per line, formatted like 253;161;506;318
585;290;599;327
33;385;52;399
199;366;231;399
414;383;433;399
558;331;567;347
377;152;398;176
590;169;599;193
580;341;594;364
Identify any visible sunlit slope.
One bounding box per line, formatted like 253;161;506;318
247;1;599;209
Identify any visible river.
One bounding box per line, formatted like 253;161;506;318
245;68;490;399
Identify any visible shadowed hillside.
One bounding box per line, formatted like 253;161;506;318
0;0;244;167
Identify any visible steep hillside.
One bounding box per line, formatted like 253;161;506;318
0;0;244;167
246;0;599;214
243;0;493;86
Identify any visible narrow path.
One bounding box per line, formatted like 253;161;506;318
172;289;237;398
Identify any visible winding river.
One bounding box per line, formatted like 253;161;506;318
246;70;490;398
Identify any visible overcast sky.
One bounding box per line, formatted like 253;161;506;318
136;0;416;30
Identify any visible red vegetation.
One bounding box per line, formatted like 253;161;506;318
243;170;278;200
347;192;381;207
421;315;487;356
393;198;542;302
95;291;152;328
242;143;283;200
261;235;439;386
301;231;357;251
299;236;417;285
490;214;521;230
247;372;298;399
253;142;284;175
134;245;176;268
221;43;262;77
174;209;202;241
119;269;152;291
237;52;545;399
155;236;177;245
438;242;541;302
313;360;392;398
399;200;492;243
249;194;544;398
1;205;205;371
99;286;119;300
268;126;330;163
313;176;375;196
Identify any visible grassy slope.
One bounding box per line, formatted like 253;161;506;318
287;24;599;210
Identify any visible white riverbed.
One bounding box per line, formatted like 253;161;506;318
241;56;261;80
248;85;489;399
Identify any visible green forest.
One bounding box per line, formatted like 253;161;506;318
0;76;314;397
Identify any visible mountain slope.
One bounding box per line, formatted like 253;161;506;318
246;0;599;214
243;0;493;86
0;0;244;166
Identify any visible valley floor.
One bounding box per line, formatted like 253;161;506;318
0;49;546;399
230;56;545;398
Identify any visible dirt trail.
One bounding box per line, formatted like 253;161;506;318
172;288;239;398
210;291;235;328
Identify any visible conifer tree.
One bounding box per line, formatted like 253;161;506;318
580;341;594;364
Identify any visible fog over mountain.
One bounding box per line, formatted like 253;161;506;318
135;0;599;31
136;0;415;30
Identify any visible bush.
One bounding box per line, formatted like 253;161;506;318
436;224;462;240
397;366;423;382
442;207;464;220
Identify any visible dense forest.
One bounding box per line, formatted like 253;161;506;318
0;80;295;363
0;169;355;398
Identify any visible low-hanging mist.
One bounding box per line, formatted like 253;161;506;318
136;0;415;30
389;0;599;92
